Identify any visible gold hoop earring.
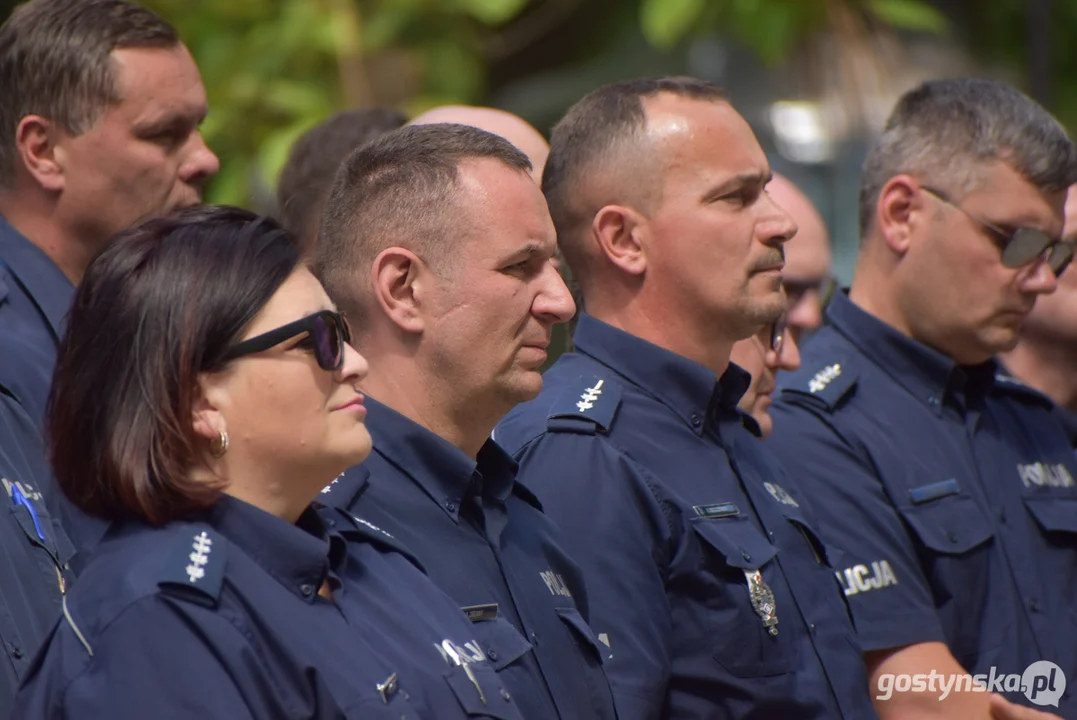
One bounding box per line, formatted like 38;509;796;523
210;429;229;458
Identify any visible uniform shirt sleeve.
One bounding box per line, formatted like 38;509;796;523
14;596;268;720
767;401;947;652
514;431;675;720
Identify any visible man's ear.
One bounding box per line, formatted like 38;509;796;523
592;204;649;276
876;175;924;257
371;247;428;334
191;373;230;444
15;115;66;192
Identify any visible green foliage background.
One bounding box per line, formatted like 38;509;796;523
1;0;1072;208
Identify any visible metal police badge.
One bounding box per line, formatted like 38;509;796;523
744;569;779;636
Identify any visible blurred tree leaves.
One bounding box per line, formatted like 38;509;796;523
142;0;526;208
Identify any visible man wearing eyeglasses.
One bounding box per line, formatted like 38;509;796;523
767;78;1077;719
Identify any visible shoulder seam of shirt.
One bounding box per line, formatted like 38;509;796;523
57;591;254;707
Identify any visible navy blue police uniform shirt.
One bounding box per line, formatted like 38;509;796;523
0;399;75;713
493;313;877;720
12;493;527;719
319;398;616;720
767;291;1077;713
0;217;106;560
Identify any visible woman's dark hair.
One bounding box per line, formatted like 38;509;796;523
47;205;300;525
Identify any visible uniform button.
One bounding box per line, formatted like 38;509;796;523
928;397;940;406
998;509;1007;524
947;531;958;544
1030;598;1040;613
808;623;816;634
446;502;458;513
325;518;336;528
741;551;752;562
501;688;512;702
11;646;22;659
300;583;315;597
488;649;499;662
690;413;702;427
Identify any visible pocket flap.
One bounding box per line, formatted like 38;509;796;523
468;616;533;671
691;515;778;570
555;606;603;663
444;663;524;719
1023;496;1077;534
899;494;994;554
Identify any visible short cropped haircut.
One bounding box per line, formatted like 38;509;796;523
48;206;300;525
276;108;407;253
542;76;727;289
859;77;1077;238
315;123;531;327
0;0;179;183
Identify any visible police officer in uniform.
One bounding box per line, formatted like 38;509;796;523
768;79;1077;719
13;207;523;719
313;124;616;720
495;77;877;719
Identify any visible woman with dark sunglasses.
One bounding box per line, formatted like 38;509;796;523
13;206;524;720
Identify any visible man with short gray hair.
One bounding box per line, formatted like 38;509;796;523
769;78;1077;718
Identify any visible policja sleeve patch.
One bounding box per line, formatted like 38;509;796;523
546;375;622;434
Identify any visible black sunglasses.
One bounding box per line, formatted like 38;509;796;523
921;186;1074;276
222;310;352;371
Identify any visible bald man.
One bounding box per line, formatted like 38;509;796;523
409;105;549;183
1000;184;1077;447
767;173;834;341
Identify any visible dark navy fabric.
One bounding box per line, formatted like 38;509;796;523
768;290;1077;713
0;216;106;561
0;399;74;714
319;398;616;720
1052;405;1077;450
0;216;71;428
494;313;876;720
12;494;526;719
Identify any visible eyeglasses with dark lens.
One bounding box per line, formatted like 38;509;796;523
770;313;788;355
921;185;1073;276
222;310;352;371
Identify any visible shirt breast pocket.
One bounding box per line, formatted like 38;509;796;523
690;516;799;678
898;493;995;556
1022;495;1077;539
468;616;533;671
444;662;525;719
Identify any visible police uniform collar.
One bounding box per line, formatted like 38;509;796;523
208;494;341;603
0;215;74;342
363;396;520;522
826;291;995;414
572;313;745;434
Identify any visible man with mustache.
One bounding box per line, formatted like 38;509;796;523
494;76;878;719
768;78;1077;718
313;123;617;720
0;0;218;709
